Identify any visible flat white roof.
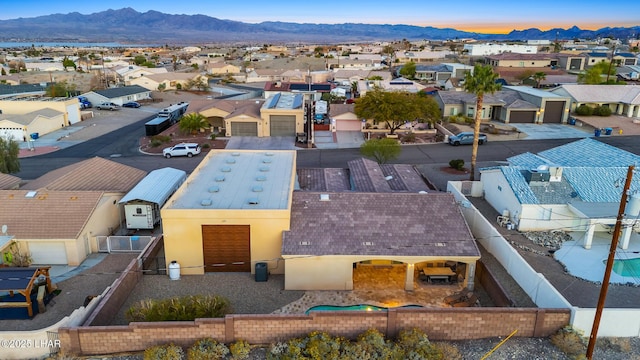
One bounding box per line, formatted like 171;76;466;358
166;150;295;210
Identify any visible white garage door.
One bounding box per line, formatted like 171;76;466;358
0;129;24;142
29;242;68;265
336;119;362;131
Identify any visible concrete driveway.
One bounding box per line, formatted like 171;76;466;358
510;123;592;140
226;136;297;150
314;131;364;149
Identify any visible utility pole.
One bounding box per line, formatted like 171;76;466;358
605;45;616;84
586;165;634;359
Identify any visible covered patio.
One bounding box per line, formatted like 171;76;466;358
569;201;640;250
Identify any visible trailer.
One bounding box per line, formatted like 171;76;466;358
144;116;172;136
159;102;189;124
119;168;187;230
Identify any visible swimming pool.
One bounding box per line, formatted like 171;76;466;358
305;304;423;315
610;258;640;277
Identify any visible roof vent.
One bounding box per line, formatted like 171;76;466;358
247;198;260;205
201;199;212;206
265;152;274;156
435;242;446;247
259;165;270;172
221;166;232;172
256;175;267;181
299;241;311;246
319;194;330;201
418;191;428;194
252;185;263;192
215;175;225;182
25;191;37;198
363;241;374;246
262;158;272;163
231;152;241;156
208;185;220;193
385;175;393;181
226;158;236;164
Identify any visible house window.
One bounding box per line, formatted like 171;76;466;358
136;207;142;214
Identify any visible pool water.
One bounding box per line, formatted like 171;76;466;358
610;258;640;277
305;304;422;315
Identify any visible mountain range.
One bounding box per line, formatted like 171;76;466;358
0;8;638;45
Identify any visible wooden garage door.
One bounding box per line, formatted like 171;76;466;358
270;115;296;136
542;101;566;123
509;110;536;123
202;225;251;272
29;242;68;265
230;122;258;136
336;119;362;131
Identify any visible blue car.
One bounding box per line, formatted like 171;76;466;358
448;131;488;146
122;101;141;108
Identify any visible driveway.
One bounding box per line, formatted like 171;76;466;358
314;131;364;149
226;136;297;150
508;123;593;140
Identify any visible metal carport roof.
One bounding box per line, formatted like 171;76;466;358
119;167;186;206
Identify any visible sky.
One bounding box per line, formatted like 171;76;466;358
1;0;638;34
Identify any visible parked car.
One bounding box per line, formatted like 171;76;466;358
163;143;201;158
96;102;120;110
448;131;488;146
122;101;141;108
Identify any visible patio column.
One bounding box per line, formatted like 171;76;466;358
405;264;414;291
620;222;633;250
584;220;595;249
465;262;476;290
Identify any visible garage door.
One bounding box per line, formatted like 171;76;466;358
542;101;566;123
508;110;536;123
230;122;258;136
202;225;251;272
29;242;68;265
336;119;362;131
0;129;24;142
270;115;296;136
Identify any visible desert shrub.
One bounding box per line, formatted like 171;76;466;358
210;133;217;140
144;343;185;360
152;135;171;143
354;328;394;359
187;338;229;360
433;342;463;360
229;340;251;360
594;105;612;116
550;326;586;356
394;328;441;359
575;105;594;116
449;159;465;171
402;132;417;143
126;295;232;322
599;337;632;353
304;331;342;360
201;143;210;149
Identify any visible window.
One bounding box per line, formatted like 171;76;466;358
136;207;142;214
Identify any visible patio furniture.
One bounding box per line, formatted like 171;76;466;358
0;267;53;317
420;267;456;284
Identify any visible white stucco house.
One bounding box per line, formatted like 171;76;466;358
480;138;640;250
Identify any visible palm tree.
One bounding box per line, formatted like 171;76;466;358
532;72;547;88
463;64;502;181
179;113;209;135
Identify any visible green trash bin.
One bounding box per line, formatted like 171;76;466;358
255;262;268;282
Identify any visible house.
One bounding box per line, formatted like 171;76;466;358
480;138;640;250
245;69;287;83
332;69;392;86
435;86;571;124
485;53;557;68
612;53;638;66
2;157;147;265
256;93;304;137
329;103;361;132
463;43;538;56
263;82;332;101
327;58;383;70
394;50;453;63
0;108;66;142
357;77;426;96
555;54;586;71
413;63;474;83
550;84;640;118
128;73;202;91
188;99;263;136
584;52;610;67
205;62;242;75
115;65;168;85
81;85;151;106
0;95;81;131
161;149;479;292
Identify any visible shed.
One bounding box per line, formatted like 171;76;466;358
119;168;187;230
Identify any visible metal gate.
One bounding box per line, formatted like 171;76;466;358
97;236;153;252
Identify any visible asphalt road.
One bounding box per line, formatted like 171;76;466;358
14;121;640;180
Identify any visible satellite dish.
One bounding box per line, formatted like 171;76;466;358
1;225;7;235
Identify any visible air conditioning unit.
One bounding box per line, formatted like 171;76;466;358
522;169;550;184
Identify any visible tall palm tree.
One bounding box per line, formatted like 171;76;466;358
463;64;501;181
532;72;547;88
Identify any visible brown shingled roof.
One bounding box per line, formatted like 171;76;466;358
22;157;146;192
282;192;479;257
0;173;21;190
0;190;103;239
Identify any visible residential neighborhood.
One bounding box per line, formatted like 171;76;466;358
1;32;640;359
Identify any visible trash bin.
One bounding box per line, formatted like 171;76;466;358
605;127;613;135
568;117;576;125
30;133;39;140
594;128;602;137
255;262;268;282
168;261;180;280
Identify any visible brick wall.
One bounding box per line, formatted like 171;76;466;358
59;308;570;356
